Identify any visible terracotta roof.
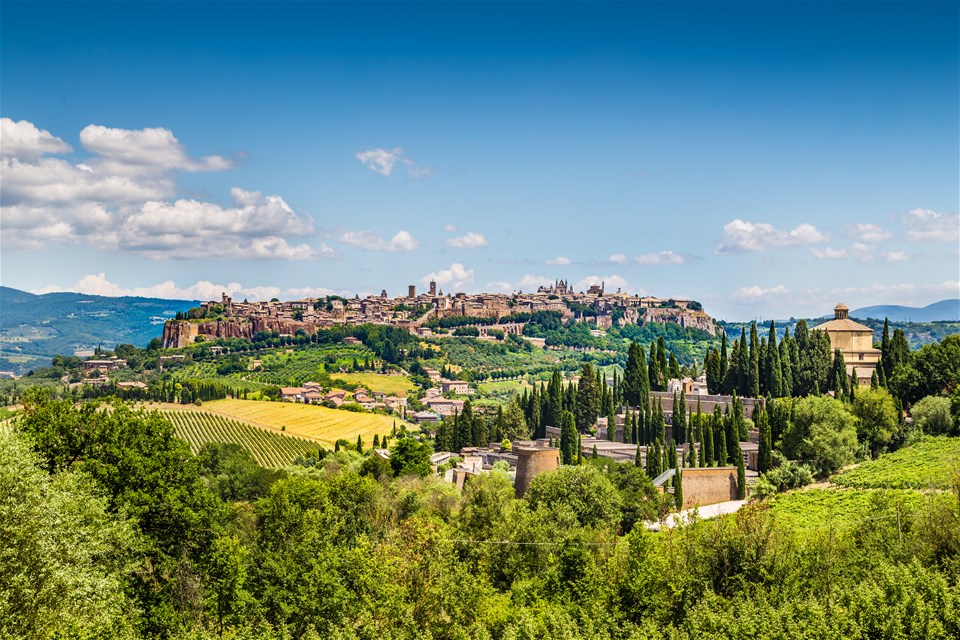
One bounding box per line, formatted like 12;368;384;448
812;318;874;332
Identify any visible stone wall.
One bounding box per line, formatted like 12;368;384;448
679;467;739;510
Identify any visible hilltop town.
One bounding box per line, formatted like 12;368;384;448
161;278;717;348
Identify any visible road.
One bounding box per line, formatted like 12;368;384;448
646;500;748;531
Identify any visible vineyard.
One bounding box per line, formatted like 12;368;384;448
832;436;960;490
164;409;322;467
203;399;410;446
768;488;946;533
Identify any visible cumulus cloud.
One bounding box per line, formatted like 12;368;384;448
608;253;627;265
901;208;959;243
79;124;231;173
546;256;572;266
717;219;829;254
1;117;72;159
729;284;789;302
847;223;892;244
1;118;327;260
420;263;474;291
33;273;286;302
355;147;434;179
811;244;913;264
445;231;489;249
635;251;689;265
339;230;420;252
443;224;457;232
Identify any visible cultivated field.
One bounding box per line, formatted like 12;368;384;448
832;436;960;490
203;398;409;446
768;488;947;533
332;372;417;397
164;409;322;467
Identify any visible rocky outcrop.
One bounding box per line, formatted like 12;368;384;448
161;317;326;348
640;308;719;336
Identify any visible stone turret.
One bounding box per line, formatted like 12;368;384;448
514;446;560;497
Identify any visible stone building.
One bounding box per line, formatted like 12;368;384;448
812;303;881;385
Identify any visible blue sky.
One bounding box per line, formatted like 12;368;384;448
2;1;958;320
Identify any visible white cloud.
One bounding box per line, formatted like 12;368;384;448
608;253;627;265
811;247;848;260
445;231;489;249
421;263;474;291
717;219;829;254
901;208;959;243
847;223;892;244
32;273;286;302
811;244;914;264
339;230;420;252
443;224;457;232
79;124;231;173
515;274;552;291
355;147;404;176
635;250;688;265
546;255;571;266
0;117;72;159
1;119;324;260
355;147;434;178
575;274;631;293
729;284;789;302
483;280;515;293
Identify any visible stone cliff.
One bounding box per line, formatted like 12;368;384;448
639;308;718;336
161;317;324;348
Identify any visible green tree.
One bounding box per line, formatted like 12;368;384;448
756;403;773;473
766;321;783;397
910;395;954;435
736;449;746;499
559;410;578;465
574;362;601;433
502;398;529;442
0;430;141;639
850;387;901;457
781;395;858;477
624;342;648;406
524;465;622;529
390;438;432;477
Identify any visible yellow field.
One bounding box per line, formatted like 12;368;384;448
331;372;417;397
203;399;411;446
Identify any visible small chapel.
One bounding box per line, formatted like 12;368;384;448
812;303;882;386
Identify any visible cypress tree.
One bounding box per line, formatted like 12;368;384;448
714;407;727;465
736;450;746;500
724;405;738;463
880;318;892;379
780;326;794;396
673;465;683;509
870;369;879;388
624;342;647;406
577;433;583;465
648;340;661;392
766;321;783;397
674;390;687;445
357;434;363;452
848;370;857;403
756;403;772;473
646;441;661;478
607;407;617;441
719;332;729;384
706;348;721;394
738;329;750;396
495;405;505;441
592;444;598;459
560;410;577;464
635;440;643;468
732;393;747;440
668;352;681;381
548;370;564;428
701;405;713;466
373;434;380;448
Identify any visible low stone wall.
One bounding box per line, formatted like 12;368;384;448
680;467;739;510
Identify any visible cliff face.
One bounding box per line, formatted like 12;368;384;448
641;308;718;335
161;317;324;348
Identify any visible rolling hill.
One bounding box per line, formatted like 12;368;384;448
0;286;197;374
851;299;960;322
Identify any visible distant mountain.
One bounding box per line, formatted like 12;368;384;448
0;286;197;374
851;299;960;323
